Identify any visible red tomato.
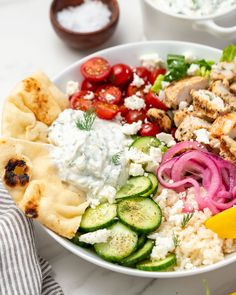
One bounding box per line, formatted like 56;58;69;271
119;105;129;117
150;68;166;84
96;85;122;104
80;57;111;82
110;64;133;86
125;110;146;124
94;102;119;120
81;79;99;92
145;91;169;111
127;84;145;98
133;66;151;83
70;97;94;111
139;123;161;137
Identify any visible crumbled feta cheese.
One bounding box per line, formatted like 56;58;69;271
179;101;189;110
156;132;176;147
125;147;151;164
187;63;200;76
169;199;184;215
184;51;196;63
83;91;94;100
140;53;165;70
194;128;210;144
122;120;142;135
79;229;112;244
131;73;145;88
124;95;146;110
161;81;170;89
129;163;144;176
143;84;152;93
66;80;79;96
149;235;175;260
159;90;165;101
169;214;184;226
149;147;162;163
98;185;117;204
105;93;115;102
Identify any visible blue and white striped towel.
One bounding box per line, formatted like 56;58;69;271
0;183;63;295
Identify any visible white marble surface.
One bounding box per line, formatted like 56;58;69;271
0;0;236;294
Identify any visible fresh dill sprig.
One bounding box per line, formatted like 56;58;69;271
76;108;96;131
181;212;194;228
111;152;121;165
173;233;180;248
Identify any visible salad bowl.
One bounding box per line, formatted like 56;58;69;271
41;41;236;278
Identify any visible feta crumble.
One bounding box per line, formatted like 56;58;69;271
79;229;112;244
161;81;170;89
66;80;79;96
156;132;176;147
97;185;117;204
131;73;145;88
143;84;152;93
105;93;115;102
140;53;165;70
187;63;200;76
122;120;142;135
84;91;95;100
124;95;146;110
184;51;196;63
194;128;210;144
148;234;175;260
129;163;144;176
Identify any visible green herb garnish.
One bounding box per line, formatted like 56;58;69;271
111;152;121;165
220;44;236;62
165;54;188;82
151;74;165;93
173;233;181;248
76;108;96;131
181;213;194;228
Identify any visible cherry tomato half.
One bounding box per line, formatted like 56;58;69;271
96;85;122;105
119;105;129;117
110;64;133;86
94;102;119;120
145;91;169;111
81;79;99;92
133;66;151;83
70;92;94;111
80;57;111;82
149;68;166;84
139;123;161;137
125;110;146;124
127;84;145;99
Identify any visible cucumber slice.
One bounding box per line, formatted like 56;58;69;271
122;240;154;267
141;173;158;197
117;197;162;233
137;234;147;249
116;176;152;200
70;232;91;248
80;203;117;232
131;136;161;154
136;254;176;271
94;222;138;262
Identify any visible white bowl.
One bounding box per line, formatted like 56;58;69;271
46;41;236;278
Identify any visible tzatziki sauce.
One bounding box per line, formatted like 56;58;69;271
151;0;236;17
48;109;130;207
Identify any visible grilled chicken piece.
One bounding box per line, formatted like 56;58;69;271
191;89;230;120
147;108;172;132
164;76;209;109
230;81;236;95
173;108;191;127
210;80;236;109
220;136;236;164
175;115;210;142
210;62;236;82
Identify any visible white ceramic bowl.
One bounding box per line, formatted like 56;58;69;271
46;41;236;278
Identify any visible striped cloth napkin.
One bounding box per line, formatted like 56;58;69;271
0;183;64;295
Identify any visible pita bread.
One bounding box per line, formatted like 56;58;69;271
0;137;88;239
2;71;68;143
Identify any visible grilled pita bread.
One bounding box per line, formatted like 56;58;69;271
0;137;88;239
2;71;68;143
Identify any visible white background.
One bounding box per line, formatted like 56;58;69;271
0;0;236;294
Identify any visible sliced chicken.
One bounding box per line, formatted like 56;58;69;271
191;89;230;120
164;76;209;109
220;136;236;164
175;115;210;142
210;80;236;109
147;108;172;132
230;81;236;95
210;62;236;82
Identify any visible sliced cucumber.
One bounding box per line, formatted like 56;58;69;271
70;232;91;248
122;240;154;267
80;203;117;232
131;136;161;154
137;234;147;249
116;176;152;200
136;254;176;271
94;222;138;262
117;197;162;233
141;173;158;197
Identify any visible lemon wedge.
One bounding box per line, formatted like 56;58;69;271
205;207;236;239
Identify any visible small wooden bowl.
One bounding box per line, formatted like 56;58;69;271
50;0;119;50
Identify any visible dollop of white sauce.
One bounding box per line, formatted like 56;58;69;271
48;109;130;207
151;0;236;17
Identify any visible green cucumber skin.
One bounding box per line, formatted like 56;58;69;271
122;240;154;267
137;235;147;249
70;233;91;249
141;173;158;197
136;254;177;271
80;218;116;233
117;198;162;234
131;136;161;153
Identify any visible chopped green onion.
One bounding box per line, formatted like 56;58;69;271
151;74;164;93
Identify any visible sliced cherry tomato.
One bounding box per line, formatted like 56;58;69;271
110;64;133;86
145;91;169;111
150;68;166;84
125;110;146;124
81;79;99;92
70;95;94;111
139;123;161;137
80;57;111;82
133;66;151;83
119;105;129;117
96;85;122;104
171;127;177;139
94;102;119;120
127;84;145;98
